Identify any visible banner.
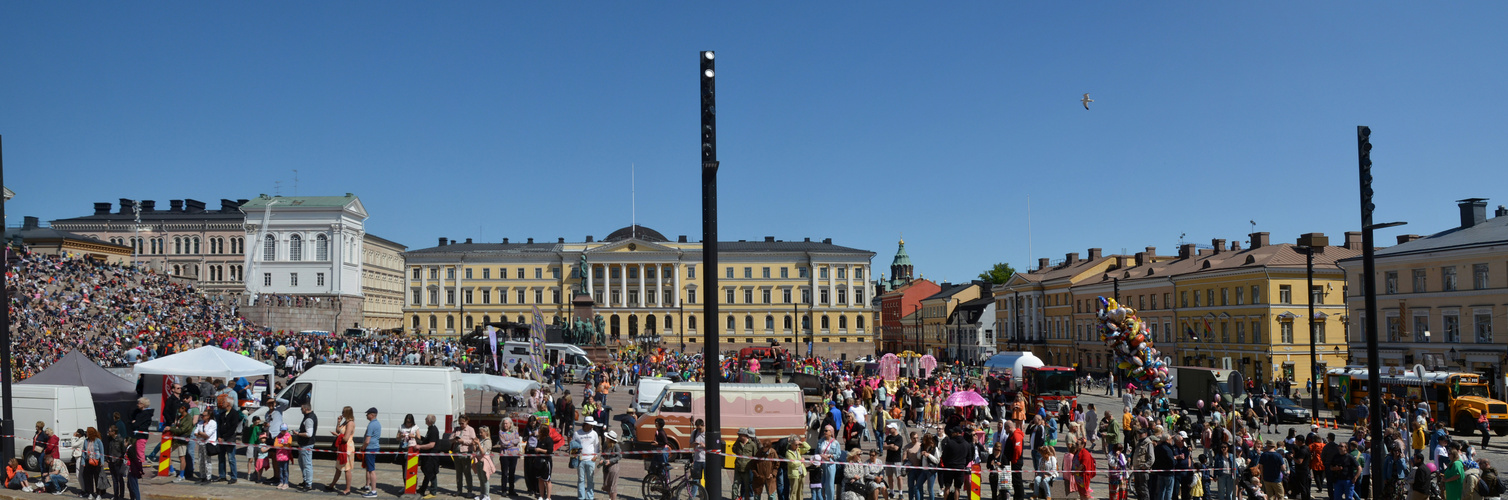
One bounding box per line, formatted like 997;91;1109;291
486;325;499;372
530;306;546;383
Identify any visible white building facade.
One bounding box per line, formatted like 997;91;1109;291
241;193;367;298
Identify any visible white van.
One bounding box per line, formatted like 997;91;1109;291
11;385;96;471
254;364;464;448
500;342;593;382
632;377;675;413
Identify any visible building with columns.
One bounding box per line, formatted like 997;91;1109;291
241;194;368;331
362;234;408;332
402;225;879;360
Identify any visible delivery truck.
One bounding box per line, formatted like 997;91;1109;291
1168;366;1245;410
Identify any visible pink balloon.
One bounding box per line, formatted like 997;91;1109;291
1198;400;1205;409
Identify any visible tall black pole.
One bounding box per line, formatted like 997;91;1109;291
1359;125;1386;479
699;50;722;500
0;135;12;462
1014;291;1022;352
1306;247;1319;417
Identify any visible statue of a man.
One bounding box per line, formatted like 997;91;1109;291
577;255;590;294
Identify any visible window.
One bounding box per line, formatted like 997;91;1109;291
534;289;543;304
447;268;455;280
820;289;830;305
1280;321;1293;343
1414;315;1429;342
837;268;846;279
481;289;491;304
290;273;299;286
430;289;439;304
430;268;439;280
1444;314;1461;342
517;290;526;304
855;268;864;280
801;289;811;304
783;289;792;303
552;267;561;280
192;237;200;255
765;316;774;331
413;268;421;279
726;289;735;303
1220;288;1228;306
839;316;848;330
1192;291;1200;307
762;290;771;304
446;316;454;330
856;290;865;303
1475;264;1490;289
1311;285;1324;305
464;290;473;304
857;316;865;330
264;235;276;261
412;289;421;304
799;267;808;278
727;315;736;331
1251;286;1261;304
517;268;525;280
463;268;472;280
446;290;455;304
264;273;272;286
1236;322;1245;343
1150;294;1158;310
837;289;847;305
726;267;734;279
1316;321;1326;343
740;267;750;279
1476;312;1494;343
1279;285;1293;304
1443;267;1458;291
316;235;329;261
743;289;753;304
762;267;770;279
780;267;789;279
499;268;508;279
687;265;696;278
1413;269;1427;293
288;235;302;261
1251;321;1261;344
689;316;698;330
631;267;640;279
316;273;325;287
1384;271;1397;294
1164;293;1171;309
1221;322;1229;343
1206;289;1214;307
648;291;657;305
821;316;830;330
1386;316;1401;342
820;268;829;279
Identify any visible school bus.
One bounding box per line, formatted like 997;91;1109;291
1324;366;1508;436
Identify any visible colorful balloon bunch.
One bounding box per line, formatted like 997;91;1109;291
1097;296;1172;394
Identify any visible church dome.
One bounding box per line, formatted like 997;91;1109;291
604;225;668;242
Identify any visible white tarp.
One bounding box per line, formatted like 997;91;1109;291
132;346;274;380
461;373;541;396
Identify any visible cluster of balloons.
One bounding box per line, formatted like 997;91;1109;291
1098;296;1172;395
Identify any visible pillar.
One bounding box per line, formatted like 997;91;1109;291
638;263;646;308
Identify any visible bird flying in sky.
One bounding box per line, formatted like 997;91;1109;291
1081;93;1093;110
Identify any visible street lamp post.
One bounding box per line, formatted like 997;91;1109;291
1296;234;1322;417
1014;290;1023;352
697;50;723;500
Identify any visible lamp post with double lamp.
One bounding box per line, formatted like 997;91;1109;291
1295;232;1328;417
697;50;723;500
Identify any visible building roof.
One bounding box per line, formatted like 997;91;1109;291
406;231;874;257
890;239;912;268
922;282;981;302
5;217;129;249
604;225;668;243
958;295;995;309
241;193;359;209
51;198;247;224
1350;214;1508;260
362;233;408;250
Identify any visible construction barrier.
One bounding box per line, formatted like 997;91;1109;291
970;463;982;500
157;432;172;477
403;446;418;497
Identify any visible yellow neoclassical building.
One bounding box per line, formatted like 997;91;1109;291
401;225;878;360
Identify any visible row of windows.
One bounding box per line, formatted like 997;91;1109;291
416;266;566;281
411;284;866;307
723;266;863;280
262;272;326;287
111;236;245;256
1384;263;1496;294
262;234;330;262
410;263;868;283
1383;312;1495;344
409;311;865;334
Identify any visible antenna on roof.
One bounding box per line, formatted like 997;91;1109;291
274;180;282;196
1026;196;1033;274
293;169;299;196
1179;233;1186;246
1249;220;1256;235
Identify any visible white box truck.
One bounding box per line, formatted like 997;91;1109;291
500;341;593;382
254;364;465;448
11;385;96;471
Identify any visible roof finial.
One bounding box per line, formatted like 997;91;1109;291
899;232;904;245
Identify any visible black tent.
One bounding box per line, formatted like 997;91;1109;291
20;351;138;431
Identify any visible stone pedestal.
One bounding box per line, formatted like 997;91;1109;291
572;292;595;322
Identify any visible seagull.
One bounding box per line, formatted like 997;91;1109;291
1081;93;1094;110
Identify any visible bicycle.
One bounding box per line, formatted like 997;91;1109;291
642;459;706;500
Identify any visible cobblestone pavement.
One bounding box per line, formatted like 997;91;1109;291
7;383;1508;500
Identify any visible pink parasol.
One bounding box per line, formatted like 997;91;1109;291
942;390;988;407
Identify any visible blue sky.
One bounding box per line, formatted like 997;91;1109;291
3;2;1505;284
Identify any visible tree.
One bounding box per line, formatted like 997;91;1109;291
978;262;1016;284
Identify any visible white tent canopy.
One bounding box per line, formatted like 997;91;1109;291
133;346;274;380
461;373;541;396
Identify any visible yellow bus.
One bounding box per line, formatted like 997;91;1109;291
1324;366;1508;436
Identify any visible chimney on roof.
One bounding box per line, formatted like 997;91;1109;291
184;199;206;213
118;199;135;214
558;237;565;243
1065;252;1080;265
1344;231;1362;250
1135;252;1147;267
1396;234;1422;244
1179;243;1196;259
1038;258;1050;271
1249;232;1270;249
764;236;775;242
586;236;594;242
803;237;810;242
93;202;111;215
237;199;249;206
527;238;534;244
1459;198;1489;229
1088;248;1102;260
1298;233;1330;250
438;237;448;246
1145;247;1157;259
465;238;473;244
1230;241;1242;251
139;200;156;212
1497;205;1508;218
22;216;39;230
1212;238;1226;254
220;199;240;212
503;238;509;244
1115;255;1129;268
169;200;183;212
823;238;832;244
679;235;688;243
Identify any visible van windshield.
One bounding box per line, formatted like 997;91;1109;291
649;390;693;414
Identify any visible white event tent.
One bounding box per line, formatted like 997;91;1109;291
133;346;275;379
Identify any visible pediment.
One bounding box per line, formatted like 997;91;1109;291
586;238;679;254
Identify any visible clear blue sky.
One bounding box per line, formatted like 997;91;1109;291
4;2;1505;284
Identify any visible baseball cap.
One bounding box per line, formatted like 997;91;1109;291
366;407;379;415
